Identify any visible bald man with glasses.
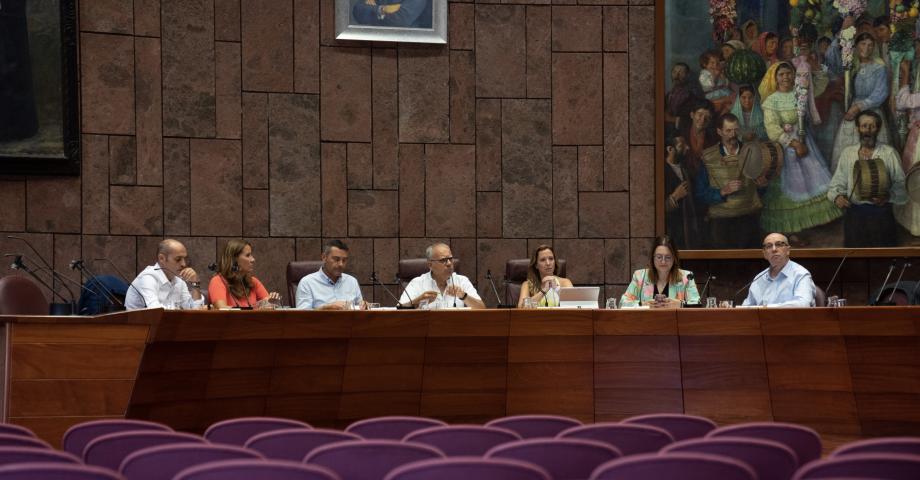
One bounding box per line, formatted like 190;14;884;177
399;243;485;309
742;232;816;307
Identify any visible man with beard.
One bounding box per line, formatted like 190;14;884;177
665;63;702;131
827;110;907;247
743;232;816;307
695;113;767;249
664;134;702;249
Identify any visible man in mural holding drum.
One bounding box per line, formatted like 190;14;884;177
694;113;768;249
827;110;907;247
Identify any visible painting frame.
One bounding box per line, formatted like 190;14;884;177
335;0;447;44
655;0;920;259
0;0;81;176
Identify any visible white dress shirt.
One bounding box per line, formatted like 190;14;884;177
125;264;204;310
743;260;816;307
399;272;481;308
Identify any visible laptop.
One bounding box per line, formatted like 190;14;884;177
558;286;600;309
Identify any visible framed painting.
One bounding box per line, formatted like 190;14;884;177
657;0;920;258
0;0;80;176
335;0;447;44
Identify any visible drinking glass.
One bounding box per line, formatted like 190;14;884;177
268;297;282;310
719;300;734;308
826;295;839;307
522;297;534;309
836;298;848;307
367;302;381;310
706;297;717;308
418;299;430;310
605;298;617;309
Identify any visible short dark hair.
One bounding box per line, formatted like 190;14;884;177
323;239;349;255
716;113;740;129
855;31;875;45
855;110;882;128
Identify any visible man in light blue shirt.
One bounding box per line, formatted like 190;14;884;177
743;233;816;307
296;239;364;310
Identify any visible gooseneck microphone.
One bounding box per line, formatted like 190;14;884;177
700;273;716;299
7;235;77;307
825;250;855;297
71;259;124;308
485;269;511;308
6;254;71;304
886;260;911;304
873;259;898;306
370;272;412;309
734;270;769;305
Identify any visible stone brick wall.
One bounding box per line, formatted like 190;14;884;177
0;1;893;306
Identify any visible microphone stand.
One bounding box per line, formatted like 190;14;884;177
734;270;769;306
6;255;72;314
486;269;512;308
825;250;855;297
873;259;897;306
6;235;77;311
393;273;415;309
886;260;911;304
73;260;123;308
370;272;413;309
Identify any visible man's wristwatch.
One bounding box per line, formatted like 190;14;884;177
459;292;468;300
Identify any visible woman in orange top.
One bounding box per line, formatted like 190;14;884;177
208;239;280;309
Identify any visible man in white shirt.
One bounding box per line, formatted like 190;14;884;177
125;239;205;310
743;233;816;307
399;243;485;309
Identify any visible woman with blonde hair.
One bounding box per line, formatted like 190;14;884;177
208;239;280;309
517;245;573;307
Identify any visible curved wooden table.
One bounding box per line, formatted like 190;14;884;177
1;307;917;450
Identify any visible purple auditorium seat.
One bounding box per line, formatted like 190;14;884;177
204;416;311;446
0;425;36;439
590;452;758;480
0;462;123;480
305;439;444;480
0;435;50;450
82;430;205;470
403;425;521;457
62;419;172;457
558;422;674;455
792;453;920;480
0;447;80;465
244;428;362;461
708;422;823;465
486;438;622;480
175;459;341;480
119;443;263;480
345;416;447;440
485;415;582;439
663;436;799;480
622;413;718;441
831;437;920;457
384;457;551;480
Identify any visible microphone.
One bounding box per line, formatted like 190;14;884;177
825;250;855;297
485;269;512;308
873;259;898;306
700;273;716;299
73;259;124;308
370;272;413;309
7;236;77;306
886;259;911;304
734;270;770;305
450;272;459;308
5;253;72;312
393;273;413;309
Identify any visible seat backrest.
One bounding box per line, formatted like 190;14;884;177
591;452;756;480
0;424;37;439
0;462;123;480
663;437;799;480
305;440;444;480
396;259;461;289
175;459;341;480
404;425;521;457
831;437;920;457
244;428;361;461
503;259;567;306
707;421;822;465
0;275;47;315
287;261;324;307
345;416;447;440
82;431;205;470
792;452;920;480
385;457;551;480
622;414;717;442
119;443;262;480
486;438;621;480
205;417;311;446
62;419;172;457
558;423;674;455
814;285;827;308
0;434;49;450
485;415;581;440
0;446;80;466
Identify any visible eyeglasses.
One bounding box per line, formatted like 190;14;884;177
431;257;457;265
762;242;789;250
654;255;673;262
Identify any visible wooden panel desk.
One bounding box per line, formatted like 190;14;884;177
1;307;917;449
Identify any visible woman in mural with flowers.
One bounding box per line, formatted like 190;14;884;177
760;62;842;239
